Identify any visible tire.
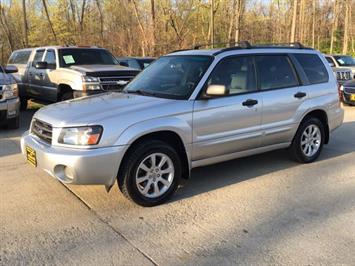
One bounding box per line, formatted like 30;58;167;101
7;116;20;129
118;140;182;207
289;116;325;163
60;91;73;101
20;97;28;111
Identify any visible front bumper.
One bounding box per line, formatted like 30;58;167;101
21;131;127;186
0;97;20;124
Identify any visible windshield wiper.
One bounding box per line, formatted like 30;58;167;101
125;89;156;97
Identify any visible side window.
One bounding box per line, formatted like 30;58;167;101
8;52;18;64
32;50;45;67
294;54;329;84
207;56;257;95
325;56;335;65
255;55;299;90
44;49;56;66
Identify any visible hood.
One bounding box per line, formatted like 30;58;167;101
34;92;189;128
69;65;139;76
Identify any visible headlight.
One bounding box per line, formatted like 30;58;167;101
82;76;100;82
340;85;344;91
82;76;102;90
2;83;18;100
58;126;103;145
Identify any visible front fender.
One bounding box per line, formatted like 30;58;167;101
114;116;193;147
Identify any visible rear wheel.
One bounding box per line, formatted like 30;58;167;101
118;140;182;206
289;117;325;163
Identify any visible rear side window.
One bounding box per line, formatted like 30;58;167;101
8;50;32;64
294;54;329;84
255;55;299;90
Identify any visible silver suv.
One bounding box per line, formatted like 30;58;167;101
21;42;344;206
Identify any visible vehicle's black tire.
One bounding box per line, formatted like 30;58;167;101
7;116;20;129
118;140;182;207
289;116;325;163
60;91;73;101
20;97;28;111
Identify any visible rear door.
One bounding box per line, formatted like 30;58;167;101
256;54;306;147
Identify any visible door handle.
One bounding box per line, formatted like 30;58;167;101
242;99;258;107
294;92;306;99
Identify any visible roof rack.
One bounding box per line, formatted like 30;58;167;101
171;41;312;55
252;42;306;49
171;41;251;54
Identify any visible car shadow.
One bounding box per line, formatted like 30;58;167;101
173;121;355;202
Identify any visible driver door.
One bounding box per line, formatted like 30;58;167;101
192;56;263;162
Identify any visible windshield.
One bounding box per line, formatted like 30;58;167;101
125;55;213;99
58;48;118;67
334;56;355;66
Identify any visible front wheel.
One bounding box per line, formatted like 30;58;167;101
289;117;325;163
118;140;182;207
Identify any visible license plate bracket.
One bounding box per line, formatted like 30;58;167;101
26;146;37;167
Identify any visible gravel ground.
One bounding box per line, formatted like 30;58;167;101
1;105;354;265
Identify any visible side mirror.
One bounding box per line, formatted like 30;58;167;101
328;62;335;67
4;65;18;74
119;61;129;67
206;84;228;97
35;61;48;69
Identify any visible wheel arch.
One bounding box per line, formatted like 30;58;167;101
57;83;73;101
117;130;191;187
300;109;329;144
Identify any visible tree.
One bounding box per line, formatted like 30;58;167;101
42;0;57;43
290;0;298;42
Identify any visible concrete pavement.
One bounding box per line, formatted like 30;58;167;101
1;106;354;265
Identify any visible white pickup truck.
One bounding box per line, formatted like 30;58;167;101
8;46;140;110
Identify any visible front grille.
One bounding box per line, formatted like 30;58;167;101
336;71;351;81
31;119;53;144
99;76;135;92
344;87;355;94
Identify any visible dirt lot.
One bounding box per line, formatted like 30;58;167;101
1;105;354;265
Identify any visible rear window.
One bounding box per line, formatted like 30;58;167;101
294;54;329;84
255;55;299;90
8;50;32;64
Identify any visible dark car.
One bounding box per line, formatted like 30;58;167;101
117;57;156;70
340;80;355;106
0;65;20;129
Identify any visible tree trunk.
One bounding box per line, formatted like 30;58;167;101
79;0;87;42
131;0;147;56
95;0;104;46
290;0;298;42
210;0;214;47
22;0;28;47
312;0;316;48
228;0;237;46
342;0;351;54
42;0;57;43
330;0;339;54
0;3;14;51
150;0;156;55
234;0;244;43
